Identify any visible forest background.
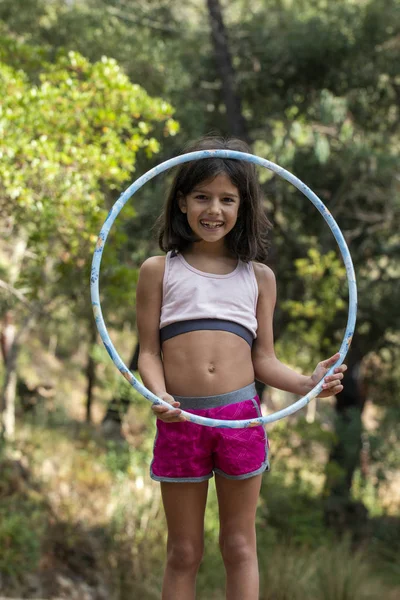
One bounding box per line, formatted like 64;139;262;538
0;1;399;599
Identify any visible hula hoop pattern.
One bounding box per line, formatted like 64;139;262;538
91;150;357;428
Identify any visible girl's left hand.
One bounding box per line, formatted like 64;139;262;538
310;352;347;398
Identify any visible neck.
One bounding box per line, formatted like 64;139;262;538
187;240;232;259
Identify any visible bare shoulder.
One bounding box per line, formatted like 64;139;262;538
252;262;276;292
137;255;166;301
139;255;166;283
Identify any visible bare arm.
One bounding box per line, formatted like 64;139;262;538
252;263;346;396
136;256;185;421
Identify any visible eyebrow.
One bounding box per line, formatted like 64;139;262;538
192;188;239;198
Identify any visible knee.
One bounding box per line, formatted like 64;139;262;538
167;538;204;572
220;532;256;567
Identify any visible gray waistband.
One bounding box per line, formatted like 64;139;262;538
172;382;257;410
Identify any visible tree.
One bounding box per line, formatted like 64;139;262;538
0;42;178;436
206;0;249;142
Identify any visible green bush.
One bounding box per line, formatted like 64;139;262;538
0;504;44;580
259;538;386;600
312;538;382;600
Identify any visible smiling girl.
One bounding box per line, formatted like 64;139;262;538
136;136;347;600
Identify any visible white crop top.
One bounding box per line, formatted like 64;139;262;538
159;251;258;344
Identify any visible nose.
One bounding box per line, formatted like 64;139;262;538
208;197;221;214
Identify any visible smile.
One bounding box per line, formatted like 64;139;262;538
200;220;224;229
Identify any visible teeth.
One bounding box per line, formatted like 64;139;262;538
201;221;223;229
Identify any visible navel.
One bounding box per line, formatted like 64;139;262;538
207;364;216;374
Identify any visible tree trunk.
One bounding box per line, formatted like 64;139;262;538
1;313;17;440
1;363;17;440
206;0;267;403
101;342;140;436
85;320;98;423
323;343;369;536
206;0;250;142
1;234;29;440
9;237;27;286
1;309;39;440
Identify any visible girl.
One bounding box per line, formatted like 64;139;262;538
136;136;347;600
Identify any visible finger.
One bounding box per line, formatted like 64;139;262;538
160;398;180;405
151;404;169;413
159;413;186;423
329;384;344;395
324;373;344;384
173;415;187;422
321;353;341;368
153;399;179;409
165;408;182;417
334;364;347;374
157;410;182;420
319;384;343;397
152;405;180;415
161;399;180;407
322;380;344;391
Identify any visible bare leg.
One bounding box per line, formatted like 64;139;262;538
160;480;209;600
215;473;262;600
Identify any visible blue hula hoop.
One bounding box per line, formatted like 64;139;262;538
91;150;357;428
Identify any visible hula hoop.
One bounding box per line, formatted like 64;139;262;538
91;150;357;428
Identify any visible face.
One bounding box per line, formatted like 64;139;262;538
178;173;240;246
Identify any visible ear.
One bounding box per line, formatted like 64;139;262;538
178;192;187;214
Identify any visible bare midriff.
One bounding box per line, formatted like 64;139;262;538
162;330;255;397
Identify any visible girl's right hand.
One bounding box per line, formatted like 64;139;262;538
151;392;187;423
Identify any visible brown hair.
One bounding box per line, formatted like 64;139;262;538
157;136;272;262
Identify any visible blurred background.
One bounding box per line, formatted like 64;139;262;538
0;1;399;598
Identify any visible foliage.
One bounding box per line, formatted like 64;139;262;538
0;457;47;582
311;538;382;600
2;411;396;598
0;43;178;298
0;506;44;579
0;28;179;430
277;248;347;368
259;538;388;600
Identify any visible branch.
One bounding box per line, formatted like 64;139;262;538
0;280;31;307
105;5;188;34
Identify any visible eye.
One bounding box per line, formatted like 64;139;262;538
194;194;208;201
223;197;235;203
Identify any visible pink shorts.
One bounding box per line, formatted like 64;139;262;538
150;383;270;482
